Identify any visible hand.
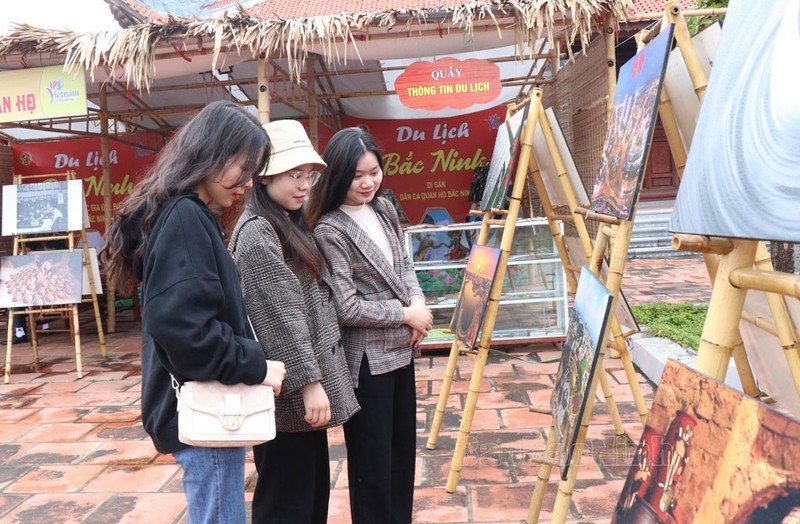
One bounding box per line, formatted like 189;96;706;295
262;360;286;396
403;303;433;333
411;328;427;348
302;381;331;428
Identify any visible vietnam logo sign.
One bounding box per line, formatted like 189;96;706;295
394;58;502;111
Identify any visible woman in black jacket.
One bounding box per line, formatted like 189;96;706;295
104;100;286;524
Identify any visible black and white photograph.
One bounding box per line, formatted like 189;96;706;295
1;180;85;237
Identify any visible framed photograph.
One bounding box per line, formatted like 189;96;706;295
0;251;83;308
670;0;800;242
480;106;528;211
551;267;613;479
449;244;502;349
2;180;85;236
590;26;674;220
614;359;800;523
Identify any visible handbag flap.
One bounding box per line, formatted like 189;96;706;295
180;381;274;417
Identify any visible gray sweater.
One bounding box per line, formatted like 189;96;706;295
229;210;359;432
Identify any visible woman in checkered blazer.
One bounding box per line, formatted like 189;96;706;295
307;127;433;524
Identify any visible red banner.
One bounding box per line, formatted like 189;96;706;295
11;137;158;234
394;58;502;111
344;106;505;224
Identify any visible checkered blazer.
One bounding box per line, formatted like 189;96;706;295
313;197;423;387
229;210;360;431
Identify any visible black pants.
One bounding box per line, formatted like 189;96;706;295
251;429;330;524
344;354;417;524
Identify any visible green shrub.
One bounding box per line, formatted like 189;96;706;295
631;302;708;350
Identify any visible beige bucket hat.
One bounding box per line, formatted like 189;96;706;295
261;119;326;176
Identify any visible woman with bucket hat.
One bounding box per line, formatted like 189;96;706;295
229;119;360;524
307;127;432;524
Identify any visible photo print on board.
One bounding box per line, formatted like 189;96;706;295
590;25;674;220
670;0;800;242
551;267;613;479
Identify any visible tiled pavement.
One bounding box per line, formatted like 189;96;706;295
0;255;712;523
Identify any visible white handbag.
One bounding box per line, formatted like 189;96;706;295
172;375;276;447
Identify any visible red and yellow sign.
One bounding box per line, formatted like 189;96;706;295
12;137;158;233
344;106;506;224
394;58;502;111
0;65;87;124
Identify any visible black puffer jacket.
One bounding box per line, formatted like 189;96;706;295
129;193;267;454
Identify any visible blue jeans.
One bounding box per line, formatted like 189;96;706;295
173;446;247;524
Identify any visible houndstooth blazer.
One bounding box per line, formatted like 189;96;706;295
229;210;360;432
313;197;424;387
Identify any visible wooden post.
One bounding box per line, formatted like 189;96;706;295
603;14;617;122
694;240;758;378
666;0;708;102
526;425;558;523
307;65;319;148
445;92;542;492
258;55;271;124
99;86;116;333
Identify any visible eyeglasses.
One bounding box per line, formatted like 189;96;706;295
286;170;322;187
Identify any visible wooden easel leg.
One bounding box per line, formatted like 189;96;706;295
446;342;491;493
527;425;558;523
597;362;626;437
72;305;83;379
5;313;14;384
427;338;461;450
754;243;800;395
608;316;650;424
29;312;39;367
695;240;758;378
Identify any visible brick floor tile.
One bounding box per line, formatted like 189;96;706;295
15;443;101;465
87;492;187;523
21;407;92;424
80;422;149;442
0;408;39;423
0;423;39;442
17;423;95;443
5;465;105;493
412;486;469;523
472;484;545;522
500;407;553;429
79;406;140;424
81;441;159;465
83;464;180;493
0;492;110;522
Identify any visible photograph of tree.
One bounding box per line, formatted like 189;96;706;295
614;359;800;524
670;0;800;242
449;244;502;349
551;267;613;479
590;25;674;220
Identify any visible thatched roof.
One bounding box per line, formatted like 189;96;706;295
0;0;634;90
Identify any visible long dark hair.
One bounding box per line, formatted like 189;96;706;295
305;126;384;227
247;176;324;279
104;101;269;295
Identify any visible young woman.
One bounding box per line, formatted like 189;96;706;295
307;127;433;524
104;100;286;524
229;120;360;524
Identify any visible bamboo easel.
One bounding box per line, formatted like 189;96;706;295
4;171;106;383
646;2;800;397
424;90;561;493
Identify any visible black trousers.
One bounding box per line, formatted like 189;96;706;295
344;354;417;524
251;429;330;524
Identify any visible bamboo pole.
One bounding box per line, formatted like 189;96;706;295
695;240;758;378
446;92;542;492
307;66;319;148
752;243;800;396
730;268;800;299
526;425;559;524
258;55;270;124
99;86;116;333
672;234;733;254
72;304;83;379
603;14;617;122
666;0;708;102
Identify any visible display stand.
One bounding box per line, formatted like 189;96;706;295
425;91;552;493
645;1;787;399
4;171;106;383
